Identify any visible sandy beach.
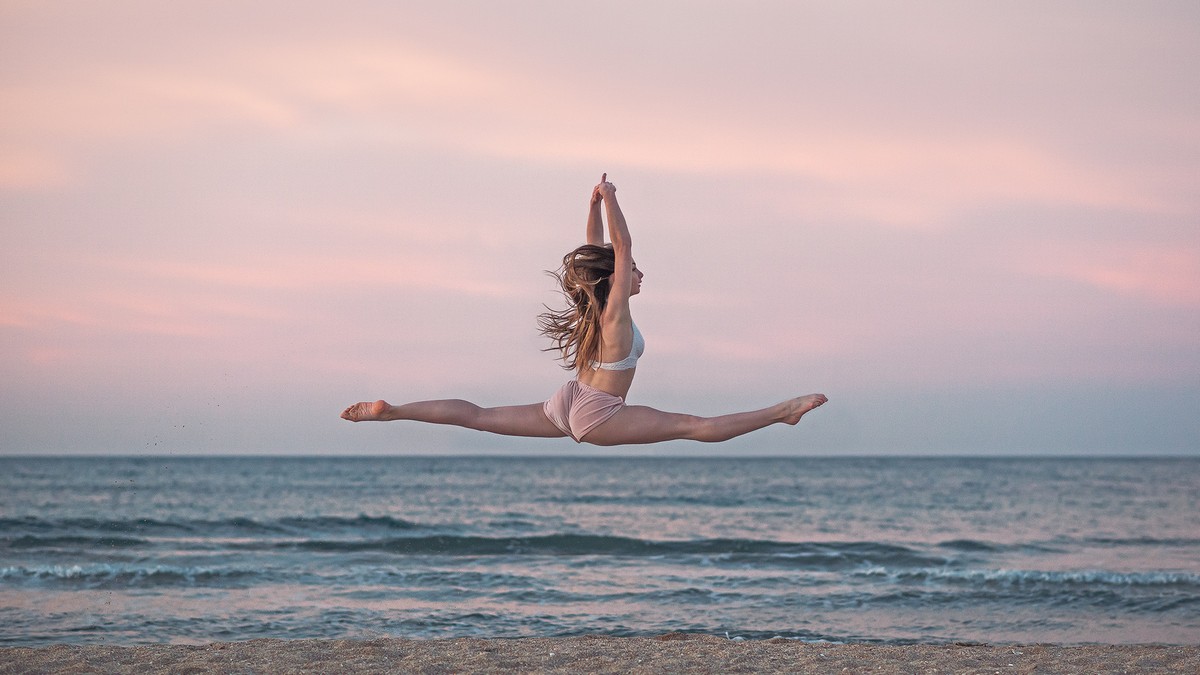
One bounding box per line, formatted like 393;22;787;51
2;634;1197;674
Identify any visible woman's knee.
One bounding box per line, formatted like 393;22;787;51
669;415;699;438
428;399;484;427
683;415;730;443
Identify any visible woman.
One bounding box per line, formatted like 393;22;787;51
341;175;827;445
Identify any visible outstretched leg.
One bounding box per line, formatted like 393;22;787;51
581;394;827;446
341;400;566;438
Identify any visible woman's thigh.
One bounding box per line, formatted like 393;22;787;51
476;403;568;438
581;405;698;446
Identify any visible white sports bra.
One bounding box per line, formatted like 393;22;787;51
591;322;645;371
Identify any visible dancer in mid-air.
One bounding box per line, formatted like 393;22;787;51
342;175;827;445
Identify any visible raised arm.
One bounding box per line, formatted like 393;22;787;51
600;181;631;253
585;174;605;245
596;178;634;321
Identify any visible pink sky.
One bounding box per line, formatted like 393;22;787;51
2;2;1198;455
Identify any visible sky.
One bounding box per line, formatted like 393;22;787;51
2;1;1198;456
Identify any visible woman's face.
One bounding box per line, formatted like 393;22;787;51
630;263;644;296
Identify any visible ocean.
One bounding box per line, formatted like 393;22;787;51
1;456;1197;646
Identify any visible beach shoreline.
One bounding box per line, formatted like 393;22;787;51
2;634;1197;674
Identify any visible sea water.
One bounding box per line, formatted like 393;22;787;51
1;456;1197;646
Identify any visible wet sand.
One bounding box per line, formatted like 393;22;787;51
2;634;1196;674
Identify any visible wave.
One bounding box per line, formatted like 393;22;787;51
2;519;953;569
276;515;426;531
937;539;1065;554
0;563;261;587
0;517;195;535
280;535;950;568
1082;536;1200;548
855;566;1200;589
0;515;430;539
3;516;957;570
5;534;149;549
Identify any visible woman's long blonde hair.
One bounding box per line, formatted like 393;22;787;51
538;244;615;371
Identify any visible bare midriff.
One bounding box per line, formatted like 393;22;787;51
577;367;636;400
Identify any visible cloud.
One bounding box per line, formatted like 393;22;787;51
1022;243;1200;307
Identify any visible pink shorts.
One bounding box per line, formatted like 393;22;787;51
543;380;625;443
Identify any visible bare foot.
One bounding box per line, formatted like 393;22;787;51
341;400;391;422
780;394;828;425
